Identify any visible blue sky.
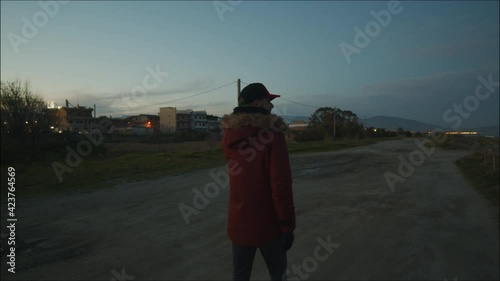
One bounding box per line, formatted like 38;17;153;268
1;1;499;128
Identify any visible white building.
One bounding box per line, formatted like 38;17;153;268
191;110;208;131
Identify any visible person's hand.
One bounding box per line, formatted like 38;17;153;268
283;232;294;251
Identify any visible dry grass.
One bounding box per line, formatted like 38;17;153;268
455;136;500;208
105;141;222;153
1;138;381;200
1;140;225;200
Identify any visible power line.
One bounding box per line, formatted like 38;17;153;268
99;80;237;110
278;97;321;109
138;80;237;108
241;80;321;109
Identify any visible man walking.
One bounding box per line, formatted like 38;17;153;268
221;83;296;281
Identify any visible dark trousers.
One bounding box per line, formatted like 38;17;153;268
232;236;287;281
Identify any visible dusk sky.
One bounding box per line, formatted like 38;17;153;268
1;1;499;128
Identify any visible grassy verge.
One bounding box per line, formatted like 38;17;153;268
1;149;226;200
1;137;384;200
456;152;499;208
433;134;499;150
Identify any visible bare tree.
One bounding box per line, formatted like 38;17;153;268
1;80;48;143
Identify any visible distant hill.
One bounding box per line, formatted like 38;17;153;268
474;126;499;137
277;114;499;137
363;116;441;132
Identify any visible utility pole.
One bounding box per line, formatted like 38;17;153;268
364;114;367;138
333;109;336;141
237;78;241;106
94;104;96;119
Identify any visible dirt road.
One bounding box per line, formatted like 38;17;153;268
1;139;498;280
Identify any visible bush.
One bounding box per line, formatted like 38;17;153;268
139;134;174;144
173;131;209;142
293;127;324;142
64;132;107;156
1;131;107;165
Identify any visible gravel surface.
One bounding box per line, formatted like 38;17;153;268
1;139;498;280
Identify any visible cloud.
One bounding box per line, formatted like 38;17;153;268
182;101;234;110
356;68;500;127
404;39;499;60
361;69;476;97
60;77;216;117
279;68;499;127
461;19;496;35
415;14;499;37
77;78;214;103
231;67;500;128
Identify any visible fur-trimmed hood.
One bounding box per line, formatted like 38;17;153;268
221;112;288;131
221;108;288;148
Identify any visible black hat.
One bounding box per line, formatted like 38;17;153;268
239;83;280;104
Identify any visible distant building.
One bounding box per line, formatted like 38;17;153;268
159;107;176;133
125;114;159;135
128;114;159;128
46;106;94;133
288;120;309;131
176;109;193;132
192;110;208;131
159;107;219;133
207;114;221;132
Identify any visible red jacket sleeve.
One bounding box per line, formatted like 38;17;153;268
270;132;296;233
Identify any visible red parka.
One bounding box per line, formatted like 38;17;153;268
221;107;296;247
